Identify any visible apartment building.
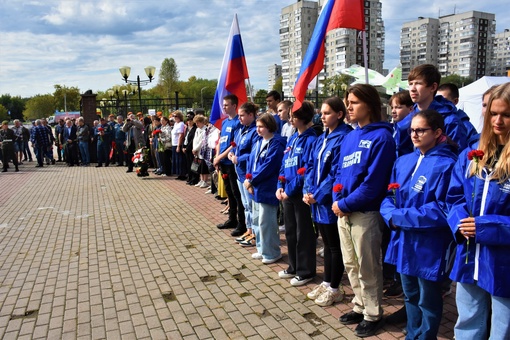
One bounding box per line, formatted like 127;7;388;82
280;0;384;95
492;29;510;76
268;64;283;90
401;11;496;80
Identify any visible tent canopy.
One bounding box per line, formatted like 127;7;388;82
457;76;510;132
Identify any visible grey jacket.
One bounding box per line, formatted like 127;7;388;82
122;119;145;148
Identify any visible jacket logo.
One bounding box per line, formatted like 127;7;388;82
358;140;372;149
342;151;362;168
501;180;510;194
323;151;331;162
285;156;298;168
412;175;427;193
226;127;232;133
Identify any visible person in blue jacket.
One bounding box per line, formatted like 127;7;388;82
244;113;286;264
229;102;260;247
446;82;510;339
395;64;469;156
381;109;457;339
331;84;396;338
303;97;352;306
276;101;319;286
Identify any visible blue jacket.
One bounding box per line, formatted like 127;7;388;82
114;123;126;141
304;122;353;224
447;143;510;298
333;122;396;213
381;143;457;281
219;115;242;165
233;121;260;182
455;107;478;144
278;127;319;197
394;96;468;156
247;135;286;205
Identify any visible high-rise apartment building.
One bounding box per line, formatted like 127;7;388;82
491;29;510;76
280;0;384;96
400;11;496;80
268;64;283;90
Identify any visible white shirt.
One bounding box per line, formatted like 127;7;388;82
171;121;185;145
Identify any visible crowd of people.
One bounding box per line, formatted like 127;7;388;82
1;63;509;339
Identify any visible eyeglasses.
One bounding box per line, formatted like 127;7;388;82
407;128;432;136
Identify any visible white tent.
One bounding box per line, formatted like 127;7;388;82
457;76;510;132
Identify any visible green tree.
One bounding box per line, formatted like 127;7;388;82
440;74;474;88
320;74;351;97
272;77;283;94
254;89;268;107
158;58;180;98
53;85;81;111
0;94;26;121
23;94;55;120
0;104;9;122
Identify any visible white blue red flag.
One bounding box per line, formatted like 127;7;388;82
210;14;250;129
292;0;364;111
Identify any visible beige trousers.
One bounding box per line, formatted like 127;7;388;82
338;211;384;321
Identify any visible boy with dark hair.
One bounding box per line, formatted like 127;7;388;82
437;83;478;141
395;64;468;156
266;91;282;134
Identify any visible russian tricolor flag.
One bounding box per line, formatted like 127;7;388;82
210;14;250;129
292;0;365;111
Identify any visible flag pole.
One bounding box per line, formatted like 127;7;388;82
362;30;369;84
246;79;254;102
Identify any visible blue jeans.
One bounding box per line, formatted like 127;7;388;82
401;274;443;340
237;180;252;229
252;202;280;261
79;141;90;165
455;282;510;339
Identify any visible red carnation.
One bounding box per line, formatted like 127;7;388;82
333;184;343;193
245;173;253;180
467;150;484;161
222;173;228;180
388;183;401;191
297;167;306;176
278;176;286;184
152;129;161;136
230;141;237;147
98;127;104;132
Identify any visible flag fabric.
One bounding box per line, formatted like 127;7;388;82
210;14;250;129
292;0;365;111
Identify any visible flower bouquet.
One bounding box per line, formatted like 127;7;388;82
132;147;150;177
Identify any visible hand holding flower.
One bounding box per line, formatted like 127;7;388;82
458;217;476;240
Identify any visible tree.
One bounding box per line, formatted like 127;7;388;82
254;89;268;107
0;104;9;122
440;74;474;88
0;94;26;121
53;85;81;111
272;77;283;94
158;58;180;98
23;94;55;120
320;74;351;97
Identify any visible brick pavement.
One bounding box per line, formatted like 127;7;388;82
0;161;456;339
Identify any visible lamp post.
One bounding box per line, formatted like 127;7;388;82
119;66;156;114
200;87;208;109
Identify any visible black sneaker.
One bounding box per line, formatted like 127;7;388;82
339;311;364;325
384;280;404;298
230;227;247;237
354;319;384;338
385;306;407;325
217;220;236;229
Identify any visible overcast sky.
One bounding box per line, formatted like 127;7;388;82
0;0;508;98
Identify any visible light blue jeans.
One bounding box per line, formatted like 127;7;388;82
237;180;252;229
455;282;510;339
252;201;280;261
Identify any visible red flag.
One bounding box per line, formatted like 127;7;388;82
293;0;365;111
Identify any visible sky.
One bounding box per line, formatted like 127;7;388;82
0;0;509;98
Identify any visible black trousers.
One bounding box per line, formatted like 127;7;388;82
161;149;172;176
316;222;344;288
185;150;198;183
220;163;245;228
65;142;79;165
1;144;18;170
115;140;125;165
283;195;316;279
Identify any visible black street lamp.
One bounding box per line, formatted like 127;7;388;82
119;66;156;114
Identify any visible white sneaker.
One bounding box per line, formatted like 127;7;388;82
315;286;344;306
279;225;285;232
199;181;209;188
318;247;324;258
251;253;263;260
307;283;328;300
278;270;295;279
204;189;212;194
290;276;314;286
261;254;282;264
194;180;204;187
